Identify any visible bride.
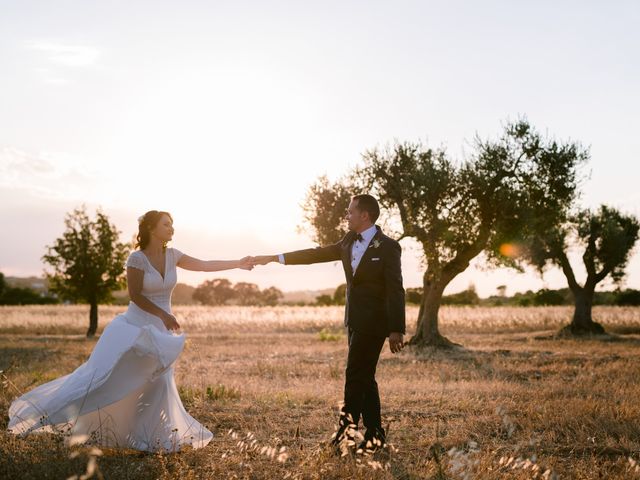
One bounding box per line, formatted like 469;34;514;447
8;210;254;451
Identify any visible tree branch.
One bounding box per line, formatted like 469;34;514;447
558;250;581;292
583;233;597;278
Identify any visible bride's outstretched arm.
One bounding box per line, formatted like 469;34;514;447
177;255;255;272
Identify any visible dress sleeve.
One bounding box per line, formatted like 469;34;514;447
126;251;145;271
171;248;184;266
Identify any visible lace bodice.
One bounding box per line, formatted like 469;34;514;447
126;248;183;312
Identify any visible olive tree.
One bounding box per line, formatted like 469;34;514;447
528;205;639;334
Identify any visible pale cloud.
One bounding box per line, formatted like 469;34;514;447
0;146;104;201
1;146;55;175
27;41;101;67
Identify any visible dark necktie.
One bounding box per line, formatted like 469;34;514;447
355;233;364;243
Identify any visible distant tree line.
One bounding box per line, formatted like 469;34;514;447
0;272;58;305
193;279;283;306
316;282;640;307
406;285;640;307
315;284;346;306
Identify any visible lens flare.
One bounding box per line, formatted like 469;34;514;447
499;243;520;258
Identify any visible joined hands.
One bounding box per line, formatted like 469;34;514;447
238;255;277;271
238;256;256;271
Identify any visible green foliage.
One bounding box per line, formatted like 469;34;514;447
206;384;241;401
42;206;130;305
233;282;262;306
299;175;353;245
260;287;284;306
0;274;58;305
533;288;567;306
405;285;480;305
315;294;334;306
332;283;346;305
477;287;636;307
577;205;640;283
441;285;480;305
0;285;58;305
357;120;585;275
314;284;347;306
475;121;587;266
318;328;344;342
528;205;640;290
406;287;423;305
616;289;640;306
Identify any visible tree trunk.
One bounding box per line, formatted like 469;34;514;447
561;285;605;335
410;274;459;348
87;301;98;338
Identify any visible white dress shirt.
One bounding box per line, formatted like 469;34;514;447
350;224;377;273
278;224;377;274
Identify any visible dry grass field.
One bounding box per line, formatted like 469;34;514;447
1;305;640;479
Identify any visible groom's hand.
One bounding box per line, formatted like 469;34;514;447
389;332;404;353
253;255;278;265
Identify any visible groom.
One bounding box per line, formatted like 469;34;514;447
253;194;405;452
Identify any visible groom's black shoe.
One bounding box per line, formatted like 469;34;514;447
357;427;386;454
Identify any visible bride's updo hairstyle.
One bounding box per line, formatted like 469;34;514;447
136;210;173;250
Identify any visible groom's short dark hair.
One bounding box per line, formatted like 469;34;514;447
352;194;380;223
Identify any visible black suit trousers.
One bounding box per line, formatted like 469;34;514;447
341;327;386;432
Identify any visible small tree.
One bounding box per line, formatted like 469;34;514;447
441;284;480;305
261;286;284;306
43;206;130;337
533;288;567;306
299;175;352;245
193;278;236;305
616;289;640;306
528;205;639;334
233;282;262;306
316;294;334;306
333;283;347;305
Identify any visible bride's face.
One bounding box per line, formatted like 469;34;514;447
151;214;174;243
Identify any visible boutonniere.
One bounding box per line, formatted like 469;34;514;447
370;239;382;249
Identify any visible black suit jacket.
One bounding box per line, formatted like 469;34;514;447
283;226;405;338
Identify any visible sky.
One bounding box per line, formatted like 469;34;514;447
1;0;639;297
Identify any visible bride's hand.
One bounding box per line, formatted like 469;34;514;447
161;312;181;332
239;256;255;271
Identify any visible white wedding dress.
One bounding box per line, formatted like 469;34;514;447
8;248;213;452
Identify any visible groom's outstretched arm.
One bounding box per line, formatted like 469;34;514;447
254;238;345;266
281;241;342;265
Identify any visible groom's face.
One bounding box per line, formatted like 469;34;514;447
346;199;369;232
